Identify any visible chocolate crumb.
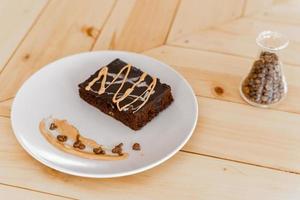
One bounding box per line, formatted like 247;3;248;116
112;143;123;155
56;135;67;142
93;147;105;155
49;123;57;130
132;143;141;151
116;143;123;147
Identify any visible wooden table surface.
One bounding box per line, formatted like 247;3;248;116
1;0;300;199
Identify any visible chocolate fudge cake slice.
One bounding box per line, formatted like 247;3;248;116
78;59;173;130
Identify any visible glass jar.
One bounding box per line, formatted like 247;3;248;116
240;31;289;108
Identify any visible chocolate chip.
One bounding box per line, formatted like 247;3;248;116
255;79;261;84
49;123;57;130
57;135;67;142
93;147;105;155
73;140;81;148
115;143;123;148
112;143;123;155
132;143;141;151
243;86;250;94
79;143;86;150
258;73;264;78
112;146;121;154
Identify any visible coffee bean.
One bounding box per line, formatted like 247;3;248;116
258;74;264;78
255;96;261;102
242;51;287;105
266;75;272;81
266;63;273;69
261;96;269;102
264;55;273;63
262;68;267;74
249;92;256;97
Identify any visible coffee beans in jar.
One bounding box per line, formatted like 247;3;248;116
241;51;287;106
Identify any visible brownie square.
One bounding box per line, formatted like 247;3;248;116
78;59;173;130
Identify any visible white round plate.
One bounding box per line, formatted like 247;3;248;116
11;51;198;178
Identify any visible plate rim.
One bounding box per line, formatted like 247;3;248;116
11;50;198;178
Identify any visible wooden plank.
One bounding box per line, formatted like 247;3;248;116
168;18;300;66
187;96;300;173
243;0;273;16
92;0;136;50
218;17;300;43
169;29;258;57
0;0;48;72
145;46;300;173
144;45;300;114
167;0;244;42
93;0;179;52
0;0;116;102
1;118;300;200
0;184;71;200
0;98;13;117
252;0;300;24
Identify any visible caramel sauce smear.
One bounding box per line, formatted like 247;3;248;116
39;118;128;161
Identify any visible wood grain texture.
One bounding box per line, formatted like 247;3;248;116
0;0;115;102
2;1;300;199
167;0;244;42
92;0;135;50
1;117;300;200
218;17;300;43
144;45;300;114
169;18;300;66
243;0;273;16
0;98;13;117
145;46;300;173
0;0;48;72
252;0;300;24
188;97;300;173
93;0;179;52
0;184;71;200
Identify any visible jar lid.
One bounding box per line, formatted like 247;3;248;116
256;31;289;51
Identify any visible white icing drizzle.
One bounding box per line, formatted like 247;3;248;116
85;64;157;113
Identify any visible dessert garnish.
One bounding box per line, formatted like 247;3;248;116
112;143;124;156
132;143;141;151
39;117;128;160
